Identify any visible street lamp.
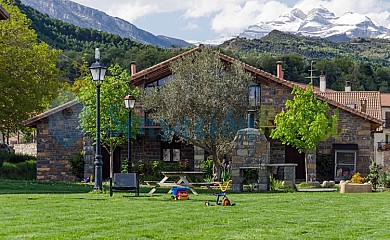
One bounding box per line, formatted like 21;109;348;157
248;82;260;128
124;94;136;173
89;48;107;191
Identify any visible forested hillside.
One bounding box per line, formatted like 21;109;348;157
219;31;390;92
15;0;390;93
16;0;188;83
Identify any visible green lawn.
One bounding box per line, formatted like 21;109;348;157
1;180;389;239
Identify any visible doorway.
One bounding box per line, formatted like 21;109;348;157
285;145;305;181
102;147;122;180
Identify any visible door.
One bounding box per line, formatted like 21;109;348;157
285;145;305;181
102;147;122;180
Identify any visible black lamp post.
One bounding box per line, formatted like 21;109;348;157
89;48;107;191
124;94;136;173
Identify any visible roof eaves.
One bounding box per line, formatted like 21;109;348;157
23;99;80;127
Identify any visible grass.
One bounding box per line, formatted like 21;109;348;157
1;180;389;239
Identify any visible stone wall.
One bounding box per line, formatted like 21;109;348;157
13;143;37;156
36;103;83;181
317;108;374;176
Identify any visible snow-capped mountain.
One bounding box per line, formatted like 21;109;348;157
240;6;390;41
20;0;192;48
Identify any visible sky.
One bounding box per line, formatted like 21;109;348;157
71;0;390;41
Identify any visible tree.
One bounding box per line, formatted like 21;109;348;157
0;0;61;138
270;85;338;182
142;47;252;180
77;64;140;179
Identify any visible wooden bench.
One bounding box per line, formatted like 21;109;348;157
110;173;139;196
143;181;158;186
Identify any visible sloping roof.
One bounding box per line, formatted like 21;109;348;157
0;5;9;20
317;91;382;120
24;99;80;127
130;46;382;126
381;93;390;107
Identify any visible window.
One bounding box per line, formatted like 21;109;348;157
335;150;356;181
161;141;181;162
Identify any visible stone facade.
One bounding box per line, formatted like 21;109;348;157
36;103;84;181
317;108;374;176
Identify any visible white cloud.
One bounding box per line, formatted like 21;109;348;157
211;1;289;35
182;22;200;30
70;0;390;39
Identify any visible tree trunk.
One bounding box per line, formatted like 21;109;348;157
305;152;309;182
109;143;114;180
212;152;222;182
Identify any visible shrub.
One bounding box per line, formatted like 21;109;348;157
70;153;85;179
270;176;284;190
0;151;36;164
316;154;334;182
0;160;36;180
366;162;382;191
201;157;213;179
350;172;365;184
380;172;390;188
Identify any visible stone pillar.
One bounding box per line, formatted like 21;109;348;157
83;134;95;179
193;146;205;171
307;149;317;181
257;165;269;191
283;166;296;188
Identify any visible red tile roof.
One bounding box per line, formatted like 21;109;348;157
381;93;390;107
317;91;382;120
24;99;80;127
130;46;382;126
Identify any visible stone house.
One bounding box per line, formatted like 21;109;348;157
24;100;83;181
24;46;383;182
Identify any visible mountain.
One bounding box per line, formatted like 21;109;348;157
221;30;390;66
20;0;192;48
240;6;390;41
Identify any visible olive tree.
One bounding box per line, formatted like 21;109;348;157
142;47;252;180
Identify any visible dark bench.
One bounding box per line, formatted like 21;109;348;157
110;173;139;196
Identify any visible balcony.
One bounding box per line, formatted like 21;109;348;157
377;142;390;151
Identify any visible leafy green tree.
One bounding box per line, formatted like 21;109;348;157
77;64;140;178
0;0;61;138
270;85;338;182
142;47;252;180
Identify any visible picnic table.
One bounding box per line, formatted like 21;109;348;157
147;171;216;195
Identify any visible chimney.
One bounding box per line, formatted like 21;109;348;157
345;81;351;92
276;61;284;79
319;71;326;92
360;98;367;113
130;61;137;76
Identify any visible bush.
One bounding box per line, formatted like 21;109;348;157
70;153;85;179
380;172;390;188
270;176;284;190
0;160;36;180
350;172;365;184
366;162;382;191
0;151;36;164
316;154;334;182
201;157;213;179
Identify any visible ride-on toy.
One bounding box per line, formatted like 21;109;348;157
205;180;235;206
171;187;189;200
